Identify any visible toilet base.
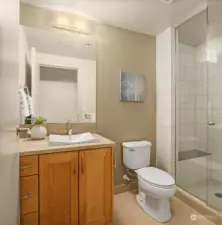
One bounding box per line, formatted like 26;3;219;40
136;192;171;223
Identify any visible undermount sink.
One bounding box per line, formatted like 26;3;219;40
49;132;100;146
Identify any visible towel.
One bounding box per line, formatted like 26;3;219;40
27;95;34;116
18;89;30;117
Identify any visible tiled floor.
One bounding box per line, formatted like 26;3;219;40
112;192;215;225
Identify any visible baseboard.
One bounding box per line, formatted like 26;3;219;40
176;186;222;225
114;182;138;194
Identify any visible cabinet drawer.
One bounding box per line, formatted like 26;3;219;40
20;175;39;215
20;155;38;177
21;212;39;225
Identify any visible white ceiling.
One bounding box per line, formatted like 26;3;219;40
23;26;97;60
21;0;206;36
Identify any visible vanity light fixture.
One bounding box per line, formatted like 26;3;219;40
52;20;91;35
53;16;96;34
52;24;91;34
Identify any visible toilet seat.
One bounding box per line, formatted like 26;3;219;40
139;177;175;189
136;167;175;189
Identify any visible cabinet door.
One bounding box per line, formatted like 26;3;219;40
39;152;78;225
21;212;38;225
20;175;39;215
79;148;113;225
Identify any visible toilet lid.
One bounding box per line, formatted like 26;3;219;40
136;167;175;187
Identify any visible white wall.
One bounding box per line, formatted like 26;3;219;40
19;26;30;87
39;66;78;122
36;53;96;122
156;27;175;177
31;47;39;118
19;26;31;123
0;0;20;224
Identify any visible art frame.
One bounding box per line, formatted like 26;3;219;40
120;71;146;102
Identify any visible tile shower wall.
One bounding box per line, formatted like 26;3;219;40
195;46;208;153
156;30;208;184
177;43;198;153
156;27;175;177
177;37;222;198
195;37;222;183
177;43;208;154
207;37;222;182
176;42;208;194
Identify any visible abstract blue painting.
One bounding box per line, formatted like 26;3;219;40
120;71;145;102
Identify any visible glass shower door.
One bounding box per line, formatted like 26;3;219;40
176;10;209;202
176;1;222;213
207;0;222;213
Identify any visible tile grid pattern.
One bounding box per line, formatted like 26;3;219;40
176;42;208;201
156;27;176;177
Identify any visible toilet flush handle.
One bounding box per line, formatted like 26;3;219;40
128;148;134;151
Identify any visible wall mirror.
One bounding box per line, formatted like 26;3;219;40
19;21;97;124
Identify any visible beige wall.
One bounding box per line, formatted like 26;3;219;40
20;3;156;186
96;26;156;185
20;3;98;33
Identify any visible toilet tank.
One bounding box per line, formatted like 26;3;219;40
122;141;152;170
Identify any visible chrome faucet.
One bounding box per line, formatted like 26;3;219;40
66;120;72;137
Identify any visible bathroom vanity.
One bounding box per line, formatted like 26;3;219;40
19;134;115;225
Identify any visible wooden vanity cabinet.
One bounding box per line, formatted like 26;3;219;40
20;148;113;225
20;155;39;225
39;152;79;225
21;212;39;225
79;148;112;225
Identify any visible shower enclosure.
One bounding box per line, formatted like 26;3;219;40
176;0;222;213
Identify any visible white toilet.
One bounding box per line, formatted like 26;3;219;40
123;141;176;223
